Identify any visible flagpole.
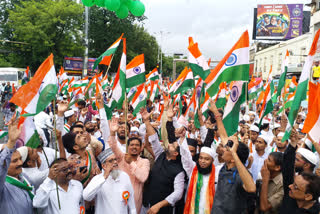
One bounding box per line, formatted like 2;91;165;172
124;94;128;152
104;54;116;78
52;98;61;210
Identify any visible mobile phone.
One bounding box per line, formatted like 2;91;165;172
79;166;87;173
226;140;234;148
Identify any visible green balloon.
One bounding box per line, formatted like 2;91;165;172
129;1;145;17
105;0;121;11
82;0;95;7
116;4;129;19
95;0;105;7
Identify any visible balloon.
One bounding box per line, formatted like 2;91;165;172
95;0;105;7
105;0;121;11
116;4;129;19
129;1;145;17
82;0;95;7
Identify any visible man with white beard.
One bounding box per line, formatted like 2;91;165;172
83;148;136;214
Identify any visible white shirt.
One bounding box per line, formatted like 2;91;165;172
33;178;83;214
83;171;136;214
34;111;53;129
249;150;269;182
22;167;49;190
38;147;59;171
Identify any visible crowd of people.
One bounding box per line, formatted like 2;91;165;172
0;85;320;214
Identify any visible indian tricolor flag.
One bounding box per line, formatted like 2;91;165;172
188;38;211;80
205;31;249;97
277;50;289;98
10;54;58;116
282;28;320;142
169;67;194;95
73;76;89;88
20;116;41;148
215;82;227;109
222;81;246;136
0;129;8;139
105;38;126;119
131;84;147;116
277;91;296;115
101;74;109;89
92;33;123;71
248;78;263;100
22;66;29;85
126;54;146;88
302;82;320;143
146;68;160;81
288;76;298;93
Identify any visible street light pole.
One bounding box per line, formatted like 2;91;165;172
82;6;89;78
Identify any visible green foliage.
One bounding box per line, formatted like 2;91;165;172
4;0;84;71
161;55;188;78
88;7;159;73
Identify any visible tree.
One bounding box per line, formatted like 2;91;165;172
5;0;84;71
161;55;188;78
88;6;159;74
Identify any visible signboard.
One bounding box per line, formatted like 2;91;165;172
255;4;303;40
63;57;97;76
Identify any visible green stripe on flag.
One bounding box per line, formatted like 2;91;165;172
189;63;211;80
206;64;249;97
25;131;41;149
126;73;145;88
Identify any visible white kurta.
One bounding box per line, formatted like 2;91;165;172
38;147;59;171
22;167;49;190
249;151;269;182
33;178;83;214
83;170;136;214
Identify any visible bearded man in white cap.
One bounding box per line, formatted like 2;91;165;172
271;132;288;153
83;148;136;214
178;127;219;214
248;125;260;154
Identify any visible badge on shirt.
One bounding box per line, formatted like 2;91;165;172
122;191;130;205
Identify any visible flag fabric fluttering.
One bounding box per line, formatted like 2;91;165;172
92;33;123;71
22;66;30;86
126;54;146;88
277;50;289;98
222;81;246;136
169;67;194;95
105;38;126;119
10;54;58;117
131;84;147;116
20;116;41;148
146;68;160;81
302;82;320;143
0;129;8;139
282;28;320;142
188;38;211;80
205;31;250;97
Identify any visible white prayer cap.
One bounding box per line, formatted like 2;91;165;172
258;134;271;145
244;123;251;127
17;146;28;163
277;132;285;138
64;110;74;118
250;125;260;133
272;123;281;130
57;96;63;101
91;120;97;124
200;146;215;159
262;119;270;124
72;107;79;112
153;111;160;115
248;111;256;115
297;148;318;165
298;112;306;119
130;127;139;133
63;95;67;99
94;115;100;120
243;115;250;122
160;101;164;105
133;119;140;124
298;124;304;130
304;139;313;150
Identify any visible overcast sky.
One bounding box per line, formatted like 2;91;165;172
143;0;311;60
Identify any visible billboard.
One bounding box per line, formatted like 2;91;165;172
255;4;303;40
63;57;97;76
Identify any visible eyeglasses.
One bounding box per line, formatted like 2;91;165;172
292;183;304;192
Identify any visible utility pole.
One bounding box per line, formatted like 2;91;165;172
82;6;89;78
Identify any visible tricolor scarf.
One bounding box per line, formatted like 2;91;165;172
6;175;34;200
184;164;216;214
64;123;71;133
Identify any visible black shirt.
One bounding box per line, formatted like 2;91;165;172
211;164;252;214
